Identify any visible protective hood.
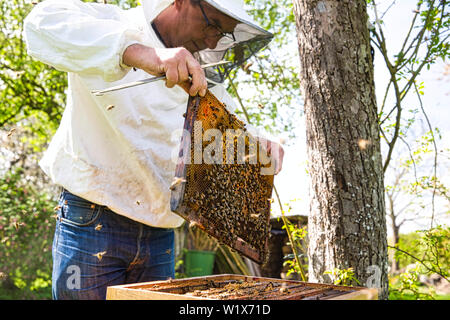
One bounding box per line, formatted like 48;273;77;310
142;0;273;83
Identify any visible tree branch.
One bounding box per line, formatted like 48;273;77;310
413;82;438;229
388;245;449;282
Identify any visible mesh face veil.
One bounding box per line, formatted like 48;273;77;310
142;0;274;84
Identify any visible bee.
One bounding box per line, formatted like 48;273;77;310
169;177;186;191
106;104;115;111
95;224;103;231
7;128;16;138
240;153;257;164
279;286;290;294
13;221;24;230
242;62;253;72
92;251;107;261
136;200;141;205
357;138;372;150
250;213;260;219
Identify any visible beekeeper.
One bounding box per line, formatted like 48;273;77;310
24;0;282;300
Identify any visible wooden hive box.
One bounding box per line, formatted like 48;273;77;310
106;274;378;300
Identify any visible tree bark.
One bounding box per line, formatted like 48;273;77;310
292;0;389;299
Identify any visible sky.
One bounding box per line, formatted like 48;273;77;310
270;0;450;236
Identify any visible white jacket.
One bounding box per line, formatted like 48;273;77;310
23;0;251;228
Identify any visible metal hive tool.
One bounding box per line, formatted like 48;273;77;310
170;90;275;264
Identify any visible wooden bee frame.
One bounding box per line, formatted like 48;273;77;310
170;91;275;264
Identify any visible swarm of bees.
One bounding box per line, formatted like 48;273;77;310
183;162;272;254
171;90;274;263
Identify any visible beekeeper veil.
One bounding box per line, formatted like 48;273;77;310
142;0;274;84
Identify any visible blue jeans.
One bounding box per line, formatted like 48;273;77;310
52;189;175;300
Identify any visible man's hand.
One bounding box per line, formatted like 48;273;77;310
260;138;284;175
122;44;207;97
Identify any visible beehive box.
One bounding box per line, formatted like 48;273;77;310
106;274;378;300
170;91;275;264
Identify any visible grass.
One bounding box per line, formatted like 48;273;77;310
0;285;52;300
389;283;450;300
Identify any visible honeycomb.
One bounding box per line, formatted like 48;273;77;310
170;90;274;264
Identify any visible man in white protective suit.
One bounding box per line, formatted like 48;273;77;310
24;0;283;299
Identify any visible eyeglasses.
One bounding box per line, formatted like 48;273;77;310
198;2;236;42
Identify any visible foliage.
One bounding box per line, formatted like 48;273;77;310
391;226;449;279
186;225;218;252
392;232;421;268
389;226;450;300
389;266;435;300
324;267;361;287
214;245;251;275
174;258;185;279
227;0;301;141
0;168;57;299
417;226;450;277
281;217;307;279
368;0;449;172
0;0;66;150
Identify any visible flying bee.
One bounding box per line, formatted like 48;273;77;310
279;286;290;294
189;221;200;229
242;62;253;73
92;251;107;261
240;153;257;164
13;221;24;230
7;128;16;138
357;138;372;150
106;104;115;111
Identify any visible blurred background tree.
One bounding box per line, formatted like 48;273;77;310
0;0;66;299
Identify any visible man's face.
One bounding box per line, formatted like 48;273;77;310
179;1;239;53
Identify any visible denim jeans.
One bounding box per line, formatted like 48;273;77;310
52;189;175;300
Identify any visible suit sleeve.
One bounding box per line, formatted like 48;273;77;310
23;0;145;82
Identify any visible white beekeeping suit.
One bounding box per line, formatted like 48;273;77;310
23;0;273;228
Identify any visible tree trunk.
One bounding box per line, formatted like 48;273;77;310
292;0;389;299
